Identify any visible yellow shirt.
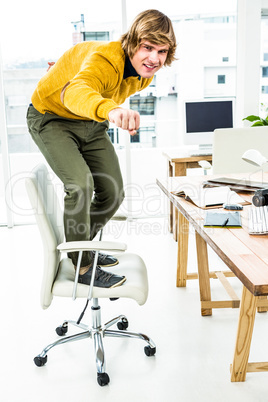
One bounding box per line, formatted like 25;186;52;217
31;41;153;122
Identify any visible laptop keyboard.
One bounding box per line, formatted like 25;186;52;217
248;205;268;234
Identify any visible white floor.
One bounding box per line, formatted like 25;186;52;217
1;217;268;402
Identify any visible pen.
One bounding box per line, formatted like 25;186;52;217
222;218;229;227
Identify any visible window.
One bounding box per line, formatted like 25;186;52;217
204;16;235;24
218;75;226;84
130;96;155;115
262;67;268;77
130;126;155;145
107;128;119;144
83;31;109;41
8;95;27;107
107;128;114;143
0;0;238;225
264;53;268;61
130;132;140;143
262;86;268;94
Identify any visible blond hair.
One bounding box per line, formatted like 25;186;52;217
120;9;177;67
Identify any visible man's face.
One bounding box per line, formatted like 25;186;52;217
130;41;169;79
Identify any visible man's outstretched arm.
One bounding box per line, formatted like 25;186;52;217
108;108;140;136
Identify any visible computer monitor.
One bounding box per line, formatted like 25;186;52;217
182;98;235;148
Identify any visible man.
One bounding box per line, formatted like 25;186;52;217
27;9;177;288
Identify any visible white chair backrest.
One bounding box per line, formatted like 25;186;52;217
25;164;64;309
213;127;268;174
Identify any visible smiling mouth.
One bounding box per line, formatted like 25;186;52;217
144;64;158;70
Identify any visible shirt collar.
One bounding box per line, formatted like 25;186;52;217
123;56;141;80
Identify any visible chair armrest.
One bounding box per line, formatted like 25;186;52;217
198;160;212;169
57;240;127;253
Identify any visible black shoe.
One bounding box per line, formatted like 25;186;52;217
91;251;119;267
78;266;126;288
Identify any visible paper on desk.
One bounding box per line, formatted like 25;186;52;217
172;185;248;209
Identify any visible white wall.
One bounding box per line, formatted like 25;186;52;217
204;66;236;97
155;96;179;148
176;20;205;100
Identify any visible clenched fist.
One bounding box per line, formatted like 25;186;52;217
108;108;140;136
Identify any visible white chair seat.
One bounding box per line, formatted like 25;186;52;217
53;253;148;305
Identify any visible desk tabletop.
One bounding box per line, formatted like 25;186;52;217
157;173;268;296
162;149;212;163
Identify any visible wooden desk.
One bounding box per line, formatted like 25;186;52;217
157;173;268;382
163;150;212;240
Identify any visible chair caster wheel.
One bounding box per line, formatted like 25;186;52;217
117;317;128;330
56;325;68;336
97;372;110;386
34;355;47;367
144;346;156;357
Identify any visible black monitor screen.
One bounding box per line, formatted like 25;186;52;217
185;100;233;133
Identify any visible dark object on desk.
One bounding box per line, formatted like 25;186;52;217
221;218;229;227
252;188;268;207
223;203;243;210
204;211;242;227
203;177;268;192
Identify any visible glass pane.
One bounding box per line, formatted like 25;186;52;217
124;0;237;148
0;1;238;222
3;66;45;224
84;32;110;41
119;1;237;217
0;2;122;224
260;16;268;116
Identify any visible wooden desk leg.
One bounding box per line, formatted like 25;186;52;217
230;286;257;382
172;162;187;241
195;231;212;316
173;162;187;177
173;207;178;242
168;161;173;234
257;295;268;313
176;212;189;287
169;201;174;234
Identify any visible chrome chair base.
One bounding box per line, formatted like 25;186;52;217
34;298;156;386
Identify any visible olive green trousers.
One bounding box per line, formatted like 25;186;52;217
27;105;124;266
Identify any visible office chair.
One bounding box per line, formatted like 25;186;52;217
25;163;156;386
